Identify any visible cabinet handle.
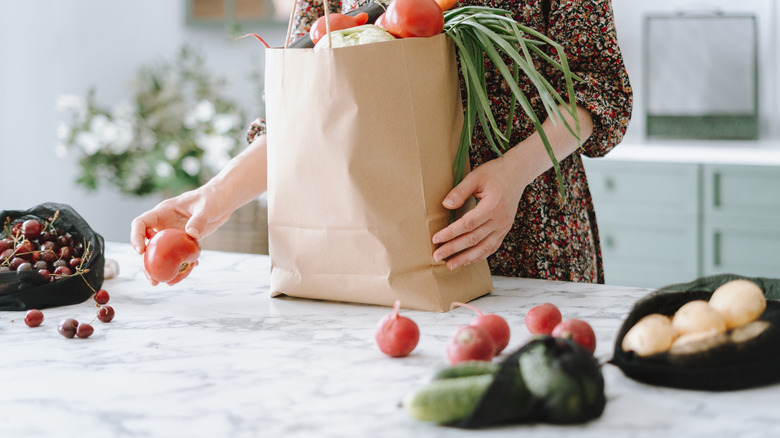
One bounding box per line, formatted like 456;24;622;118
605;235;615;249
713;172;721;208
713;231;721;267
605;177;615;191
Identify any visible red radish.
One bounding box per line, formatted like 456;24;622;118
309;12;370;45
525;303;562;335
446;325;495;365
452;301;510;354
552;319;597;354
375;300;420;357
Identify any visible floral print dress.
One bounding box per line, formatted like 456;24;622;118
248;0;633;283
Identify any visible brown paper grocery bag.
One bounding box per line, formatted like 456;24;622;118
263;33;493;312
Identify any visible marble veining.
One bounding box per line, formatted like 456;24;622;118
1;243;777;438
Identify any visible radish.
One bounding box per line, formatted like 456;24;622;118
446;325;495;365
525;303;562;335
375;300;420;357
552;319;597;354
452;301;510;354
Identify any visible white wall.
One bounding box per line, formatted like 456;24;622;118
1;0;777;243
0;0;287;243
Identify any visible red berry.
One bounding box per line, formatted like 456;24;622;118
97;305;115;323
76;323;94;338
551;319;597;354
525;303;563;335
94;289;110;305
24;309;44;327
58;318;79;338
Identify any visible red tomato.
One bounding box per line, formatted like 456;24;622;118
143;229;201;285
383;0;444;38
309;12;369;45
434;0;458;11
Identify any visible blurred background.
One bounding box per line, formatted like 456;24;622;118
1;1;778;283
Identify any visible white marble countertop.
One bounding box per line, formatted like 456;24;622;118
1;242;778;438
589;139;780;166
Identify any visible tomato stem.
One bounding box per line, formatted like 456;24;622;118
452;301;484;316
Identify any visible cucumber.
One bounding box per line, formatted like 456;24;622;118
432;360;499;380
402;374;493;424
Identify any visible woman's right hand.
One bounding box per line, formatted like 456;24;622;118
129;184;232;256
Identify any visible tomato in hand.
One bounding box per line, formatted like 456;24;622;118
383;0;444;39
143;229;201;285
309;12;369;45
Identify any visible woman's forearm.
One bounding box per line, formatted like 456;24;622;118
203;134;269;213
504;105;594;187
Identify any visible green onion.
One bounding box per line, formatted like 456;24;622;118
443;7;582;207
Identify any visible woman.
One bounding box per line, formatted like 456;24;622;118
131;0;632;284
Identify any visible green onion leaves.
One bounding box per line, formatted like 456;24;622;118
443;6;581;201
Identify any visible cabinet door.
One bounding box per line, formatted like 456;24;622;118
703;224;780;277
584;160;701;288
600;220;699;288
704;164;780;224
703;164;780;277
586;160;699;221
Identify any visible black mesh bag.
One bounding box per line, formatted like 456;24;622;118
610;274;780;391
0;202;104;311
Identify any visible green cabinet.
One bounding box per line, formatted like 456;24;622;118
584;159;780;288
702;165;780;278
584;160;700;288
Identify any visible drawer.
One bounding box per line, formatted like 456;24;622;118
702;224;780;278
584;160;700;218
600;220;699;288
703;164;780;221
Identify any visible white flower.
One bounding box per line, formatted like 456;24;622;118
90;114;119;145
111;119;135;154
56;122;71;142
75;131;101;155
212;113;237;134
155;162;174;178
185;100;216;128
197;133;233;172
164;142;180;161
181;156;201;176
111;101;135;120
56;94;88;123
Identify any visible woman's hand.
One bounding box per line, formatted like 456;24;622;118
431;104;593;270
129;184;232;256
431;156;527;270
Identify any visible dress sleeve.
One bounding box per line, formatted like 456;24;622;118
547;0;633;157
288;0;344;44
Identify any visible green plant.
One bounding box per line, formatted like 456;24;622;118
56;46;246;197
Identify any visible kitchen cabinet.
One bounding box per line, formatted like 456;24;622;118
584;158;780;288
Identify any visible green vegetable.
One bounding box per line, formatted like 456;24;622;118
402;374;493;424
313;24;395;50
518;336;605;423
433;360;499;380
443;7;582;216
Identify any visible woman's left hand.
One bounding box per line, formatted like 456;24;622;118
431;156;527;270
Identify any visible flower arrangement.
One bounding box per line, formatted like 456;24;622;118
56;46;247;197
